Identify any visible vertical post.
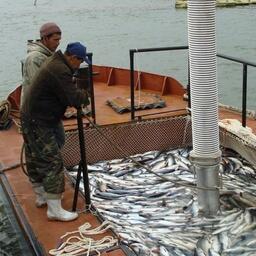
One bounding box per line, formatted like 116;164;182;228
87;53;96;124
72;107;91;211
242;64;247;127
129;50;135;120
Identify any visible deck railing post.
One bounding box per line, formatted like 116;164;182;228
87;53;96;123
242;64;248;127
217;53;256;127
130;50;135;120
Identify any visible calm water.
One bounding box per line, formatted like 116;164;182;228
0;187;34;255
0;0;256;109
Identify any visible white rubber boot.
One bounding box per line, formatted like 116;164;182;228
32;183;47;208
46;193;78;221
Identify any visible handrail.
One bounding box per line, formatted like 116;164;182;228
217;53;256;68
217;53;256;127
129;46;189;120
87;52;96;123
129;46;256;127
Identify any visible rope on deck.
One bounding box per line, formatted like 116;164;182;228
49;220;118;255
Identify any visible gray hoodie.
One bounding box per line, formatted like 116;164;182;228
21;41;53;106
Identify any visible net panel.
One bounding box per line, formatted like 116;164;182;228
62;115;192;167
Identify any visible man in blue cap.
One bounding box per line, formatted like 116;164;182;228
20;42;90;222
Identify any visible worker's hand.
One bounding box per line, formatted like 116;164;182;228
64;106;77;118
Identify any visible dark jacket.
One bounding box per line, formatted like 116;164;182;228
21;50;89;126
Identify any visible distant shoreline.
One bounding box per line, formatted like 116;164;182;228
176;0;256;8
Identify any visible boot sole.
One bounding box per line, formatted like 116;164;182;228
47;214;78;222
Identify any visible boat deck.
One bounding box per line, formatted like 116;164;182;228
1;66;256;255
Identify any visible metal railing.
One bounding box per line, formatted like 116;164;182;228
77;52;96;123
129;46;189;120
87;53;96;123
129;46;256;127
216;53;256;127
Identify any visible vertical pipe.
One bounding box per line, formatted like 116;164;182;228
187;0;221;215
130;50;135;120
242;64;247;127
87;53;96;124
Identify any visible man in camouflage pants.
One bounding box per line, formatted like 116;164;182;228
22;120;65;194
21;42;90;222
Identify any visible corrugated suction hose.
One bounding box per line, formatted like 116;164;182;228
188;0;219;157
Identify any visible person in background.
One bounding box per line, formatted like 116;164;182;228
20;42;90;222
21;22;62;106
20;22;62;208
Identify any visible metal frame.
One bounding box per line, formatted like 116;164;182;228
129;46;256;127
217;53;256;127
129;46;189;120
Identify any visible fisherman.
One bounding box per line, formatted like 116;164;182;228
20;42;91;222
21;22;62;106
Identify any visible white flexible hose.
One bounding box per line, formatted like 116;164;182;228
188;0;220;157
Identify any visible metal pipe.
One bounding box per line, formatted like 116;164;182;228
217;53;256;67
242;64;248;127
187;0;221;215
87;53;96;123
130;45;188;54
129;50;135;120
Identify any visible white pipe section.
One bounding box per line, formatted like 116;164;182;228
187;0;221;215
188;0;219;156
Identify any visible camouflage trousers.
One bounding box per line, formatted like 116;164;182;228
21;115;65;194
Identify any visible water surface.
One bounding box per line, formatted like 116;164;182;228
0;0;255;108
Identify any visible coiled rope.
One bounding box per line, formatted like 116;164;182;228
49;220;118;256
0;100;11;124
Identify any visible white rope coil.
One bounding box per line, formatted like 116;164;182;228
49;220;118;256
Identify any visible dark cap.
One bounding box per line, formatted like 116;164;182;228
40;22;61;38
66;42;91;64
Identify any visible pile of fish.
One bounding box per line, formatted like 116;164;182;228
69;147;256;256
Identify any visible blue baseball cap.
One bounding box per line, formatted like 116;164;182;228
66;42;91;64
